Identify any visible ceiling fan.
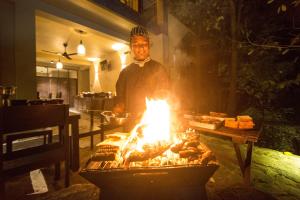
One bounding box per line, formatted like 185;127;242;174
42;42;77;60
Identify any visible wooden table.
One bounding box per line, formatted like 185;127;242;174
68;112;81;171
189;125;261;186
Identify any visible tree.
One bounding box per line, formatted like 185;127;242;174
170;0;300;119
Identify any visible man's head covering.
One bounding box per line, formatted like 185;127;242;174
130;26;149;43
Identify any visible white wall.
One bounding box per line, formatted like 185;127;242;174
99;52;120;93
89;51;132;93
78;69;90;93
149;33;164;64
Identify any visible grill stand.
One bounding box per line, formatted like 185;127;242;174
100;186;207;200
80;164;219;200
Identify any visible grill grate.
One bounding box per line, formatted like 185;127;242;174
87;159;215;171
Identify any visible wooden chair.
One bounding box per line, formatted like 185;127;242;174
0;104;70;199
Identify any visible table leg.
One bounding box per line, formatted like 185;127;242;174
90;111;94;128
64;124;70;187
71;119;80;171
90;111;94;149
100;114;104;141
232;142;253;186
244;142;253;186
233;143;244;173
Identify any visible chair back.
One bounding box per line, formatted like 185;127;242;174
0;104;68;134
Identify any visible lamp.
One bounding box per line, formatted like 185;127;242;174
56;58;63;69
77;40;86;56
112;43;125;51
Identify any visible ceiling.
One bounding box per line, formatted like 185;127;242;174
35;14;129;68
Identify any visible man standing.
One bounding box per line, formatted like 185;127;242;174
115;26;169;117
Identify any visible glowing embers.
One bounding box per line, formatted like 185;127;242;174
129;99;171;149
91;99;216;170
119;99;171;165
115;99;215;168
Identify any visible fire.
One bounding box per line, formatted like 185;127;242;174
114;98;215;168
134;99;171;149
120;99;174;161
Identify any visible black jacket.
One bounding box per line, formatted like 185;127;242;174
116;59;169;114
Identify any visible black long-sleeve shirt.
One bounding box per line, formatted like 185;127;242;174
116;59;169;114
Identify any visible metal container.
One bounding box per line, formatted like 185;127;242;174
101;111;129;126
80;163;219;200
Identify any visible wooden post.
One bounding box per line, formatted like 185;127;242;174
71;116;80;171
0;134;5;200
64;109;70;187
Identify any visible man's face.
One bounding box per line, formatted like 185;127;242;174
131;35;150;61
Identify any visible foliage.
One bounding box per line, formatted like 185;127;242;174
258;123;300;153
170;0;300;120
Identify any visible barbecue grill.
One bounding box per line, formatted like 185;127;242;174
80;100;219;200
80;160;219;200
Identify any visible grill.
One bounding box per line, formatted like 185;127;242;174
80;100;219;199
80;159;218;200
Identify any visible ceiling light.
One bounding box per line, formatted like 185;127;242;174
112;43;125;51
87;57;100;62
56;59;63;69
77;40;86;56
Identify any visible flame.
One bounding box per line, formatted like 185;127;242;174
138;99;171;143
121;99;173;156
113;98;213;168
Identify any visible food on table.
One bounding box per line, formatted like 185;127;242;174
225;119;239;129
224;115;255;129
237;115;253;122
189;116;223;130
209;112;227;118
238;121;255;129
224;118;235;121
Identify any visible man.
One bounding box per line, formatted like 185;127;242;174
115;26;169;117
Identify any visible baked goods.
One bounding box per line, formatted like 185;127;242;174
238;121;255;129
237;115;253;122
189;116;223;130
209;112;227;118
225;119;239;129
224;115;255;129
